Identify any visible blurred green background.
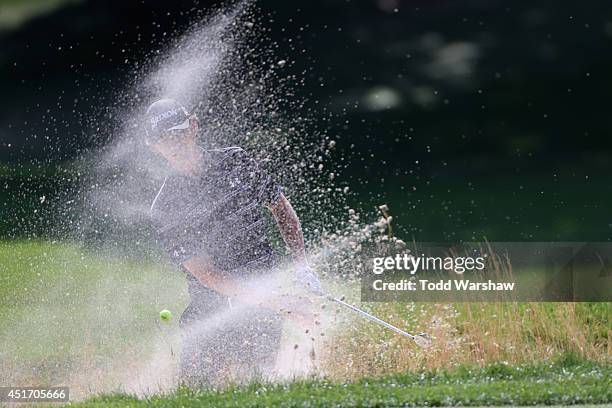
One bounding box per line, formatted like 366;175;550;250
1;0;612;241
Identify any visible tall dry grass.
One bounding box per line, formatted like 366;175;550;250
321;301;611;380
319;211;611;379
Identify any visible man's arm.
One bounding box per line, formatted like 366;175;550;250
268;193;322;293
268;193;306;263
182;255;314;325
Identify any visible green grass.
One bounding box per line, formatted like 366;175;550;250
0;240;188;389
0;240;610;405
72;358;611;407
0;0;82;30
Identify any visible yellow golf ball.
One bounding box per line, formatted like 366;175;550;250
159;309;172;321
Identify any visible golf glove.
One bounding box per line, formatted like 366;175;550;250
295;264;322;295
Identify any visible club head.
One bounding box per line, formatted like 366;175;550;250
413;332;432;348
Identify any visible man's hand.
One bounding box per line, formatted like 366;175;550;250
295;264;322;295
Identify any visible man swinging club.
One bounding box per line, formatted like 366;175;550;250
144;98;321;386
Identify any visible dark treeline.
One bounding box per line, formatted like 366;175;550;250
1;0;611;163
1;0;612;241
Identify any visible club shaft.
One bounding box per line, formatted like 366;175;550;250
329;296;416;340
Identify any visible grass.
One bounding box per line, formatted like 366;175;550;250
0;0;82;31
71;357;611;407
3;170;611;402
0;240;188;394
0;239;610;405
315;212;611;378
322;284;610;379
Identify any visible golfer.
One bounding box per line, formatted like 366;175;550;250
144;98;320;387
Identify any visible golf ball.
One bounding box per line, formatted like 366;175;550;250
159;309;172;321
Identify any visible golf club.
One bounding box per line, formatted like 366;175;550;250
325;293;432;348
